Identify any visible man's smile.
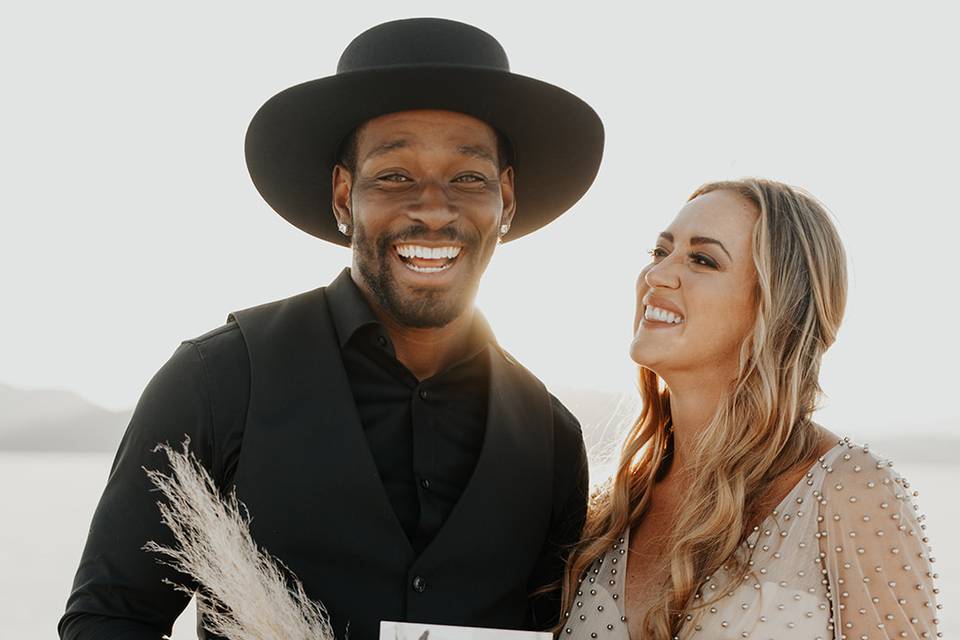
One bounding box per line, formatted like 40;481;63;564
394;243;464;275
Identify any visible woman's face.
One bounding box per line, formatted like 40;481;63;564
630;189;759;383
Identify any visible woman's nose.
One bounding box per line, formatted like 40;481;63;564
643;258;680;289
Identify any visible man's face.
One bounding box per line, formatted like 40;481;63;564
333;109;515;328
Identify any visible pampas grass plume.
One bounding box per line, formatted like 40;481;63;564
143;439;336;640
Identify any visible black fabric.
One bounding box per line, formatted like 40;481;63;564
336;19;510;73
58;277;589;640
325;269;490;553
244;18;604;246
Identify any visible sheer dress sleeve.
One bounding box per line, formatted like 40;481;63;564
817;443;941;639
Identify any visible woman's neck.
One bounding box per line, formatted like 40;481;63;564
660;369;731;479
659;368;839;491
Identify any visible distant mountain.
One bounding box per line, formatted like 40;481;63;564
1;382;957;464
551;387;960;467
0;383;131;452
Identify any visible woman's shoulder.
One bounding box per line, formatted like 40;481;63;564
809;435;942;637
757;431;916;531
815;435;905;488
809;435;926;527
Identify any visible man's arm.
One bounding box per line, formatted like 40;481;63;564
59;326;248;639
527;394;589;631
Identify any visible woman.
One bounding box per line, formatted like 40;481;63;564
560;179;941;639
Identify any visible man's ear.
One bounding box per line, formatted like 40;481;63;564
332;164;353;227
499;165;517;229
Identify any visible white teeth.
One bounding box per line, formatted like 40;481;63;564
396;245;462;259
404;262;453;273
644;305;683;324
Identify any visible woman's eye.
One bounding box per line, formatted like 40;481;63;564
648;247;668;260
690;253;718;268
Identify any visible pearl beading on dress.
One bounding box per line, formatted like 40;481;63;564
563;439;942;640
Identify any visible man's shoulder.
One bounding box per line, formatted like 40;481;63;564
548;392;582;436
185;321;243;347
181;320;247;365
492;344;582;436
228;286;328;320
184;286;330;350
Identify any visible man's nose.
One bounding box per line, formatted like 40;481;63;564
406;179;459;229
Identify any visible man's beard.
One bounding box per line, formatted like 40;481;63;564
353;221;491;328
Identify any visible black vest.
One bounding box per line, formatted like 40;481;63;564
225;286;555;640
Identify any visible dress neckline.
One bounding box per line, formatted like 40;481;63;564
623;441;847;547
618;441;848;634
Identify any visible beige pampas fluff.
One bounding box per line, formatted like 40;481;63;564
143;439;337;640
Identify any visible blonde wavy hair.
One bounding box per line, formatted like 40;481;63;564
558;178;848;638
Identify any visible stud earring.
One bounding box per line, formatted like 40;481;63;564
338;222;352;236
499;224;510;236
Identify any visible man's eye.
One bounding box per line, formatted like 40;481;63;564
378;173;410;182
453;174;486;183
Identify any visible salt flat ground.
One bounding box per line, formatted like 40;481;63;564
1;452;955;639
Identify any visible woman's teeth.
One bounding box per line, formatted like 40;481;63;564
644;305;684;324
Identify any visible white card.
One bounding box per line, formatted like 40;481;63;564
380;620;553;640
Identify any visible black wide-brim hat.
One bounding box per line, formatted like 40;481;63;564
245;18;604;246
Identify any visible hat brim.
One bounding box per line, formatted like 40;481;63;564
245;66;604;246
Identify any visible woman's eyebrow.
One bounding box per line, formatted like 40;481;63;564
690;236;732;260
658;232;732;260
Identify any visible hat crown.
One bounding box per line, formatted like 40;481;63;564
337;18;510;74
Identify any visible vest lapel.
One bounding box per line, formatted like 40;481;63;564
226;288;561;636
414;344;554;574
229;288;415;564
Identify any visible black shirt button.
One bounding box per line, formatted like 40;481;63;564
412;575;427;593
418;389;428;400
420;478;431;490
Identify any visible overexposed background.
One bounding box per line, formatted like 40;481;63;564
3;2;959;431
1;1;957;638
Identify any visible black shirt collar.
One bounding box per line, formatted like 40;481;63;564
325;267;495;357
327;268;381;348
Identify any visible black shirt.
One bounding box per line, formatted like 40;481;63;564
326;270;491;553
59;272;588;640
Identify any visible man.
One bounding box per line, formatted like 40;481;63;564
60;17;603;640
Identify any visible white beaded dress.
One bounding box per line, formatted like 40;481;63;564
563;440;942;639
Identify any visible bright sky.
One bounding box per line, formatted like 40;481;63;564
2;2;958;439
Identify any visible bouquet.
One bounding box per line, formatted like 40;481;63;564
143;439;336;640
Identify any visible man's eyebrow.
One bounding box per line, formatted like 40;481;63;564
364;139;409;160
658;232;733;260
458;144;497;166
